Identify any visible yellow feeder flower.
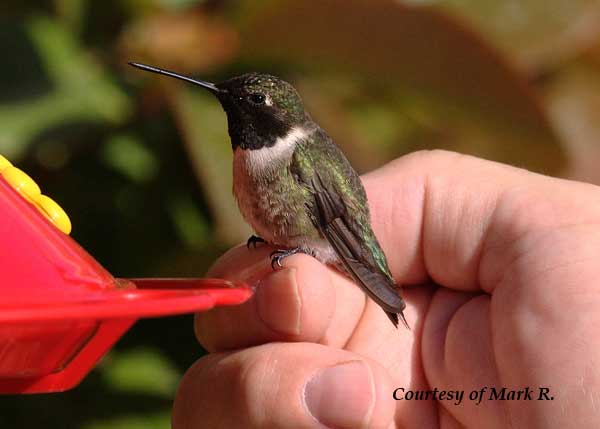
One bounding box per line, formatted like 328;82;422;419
2;166;41;202
36;195;72;235
1;156;72;235
0;155;11;172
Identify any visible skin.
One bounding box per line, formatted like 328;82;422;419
172;150;600;428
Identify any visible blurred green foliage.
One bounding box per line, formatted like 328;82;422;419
2;0;600;427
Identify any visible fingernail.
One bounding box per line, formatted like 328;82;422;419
256;267;302;336
304;361;375;429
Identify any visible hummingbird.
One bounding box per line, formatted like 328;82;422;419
129;62;408;328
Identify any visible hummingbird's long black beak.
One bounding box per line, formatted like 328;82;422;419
128;62;221;93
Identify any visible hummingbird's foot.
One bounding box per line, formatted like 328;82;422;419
246;235;266;249
270;248;302;270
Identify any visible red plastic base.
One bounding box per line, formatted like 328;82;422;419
0;279;252;394
0;174;254;394
0;318;134;394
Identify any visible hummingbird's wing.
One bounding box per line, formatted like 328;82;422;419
309;174;408;328
292;135;408;328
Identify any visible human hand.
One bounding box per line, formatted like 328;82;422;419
173;150;600;428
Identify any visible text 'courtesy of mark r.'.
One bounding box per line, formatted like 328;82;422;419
393;387;554;406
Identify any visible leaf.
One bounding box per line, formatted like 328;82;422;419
543;59;600;184
167;194;212;249
99;347;180;397
83;411;171;429
0;16;131;158
427;0;600;72
102;133;159;183
119;11;239;73
167;85;251;244
237;0;566;175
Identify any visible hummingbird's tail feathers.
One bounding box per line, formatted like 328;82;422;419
386;312;399;328
341;254;408;320
310;176;409;329
389;312;410;330
386;310;411;330
397;311;410;330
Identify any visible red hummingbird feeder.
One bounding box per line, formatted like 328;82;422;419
0;156;252;394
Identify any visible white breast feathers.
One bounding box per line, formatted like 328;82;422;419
238;126;309;175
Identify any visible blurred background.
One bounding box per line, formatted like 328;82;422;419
1;0;600;427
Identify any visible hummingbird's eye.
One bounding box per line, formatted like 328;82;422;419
248;93;266;105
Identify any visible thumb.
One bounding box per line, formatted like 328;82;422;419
172;342;395;428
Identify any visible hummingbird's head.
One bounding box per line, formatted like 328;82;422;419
215;73;307;150
129;63;308;150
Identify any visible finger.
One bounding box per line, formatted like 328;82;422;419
362;149;600;291
422;288;508;428
404;152;600;427
196;245;367;352
172;342;395;429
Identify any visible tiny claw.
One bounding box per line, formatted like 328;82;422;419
270;257;280;270
247;235;266;249
269;248;302;270
399;312;410;330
